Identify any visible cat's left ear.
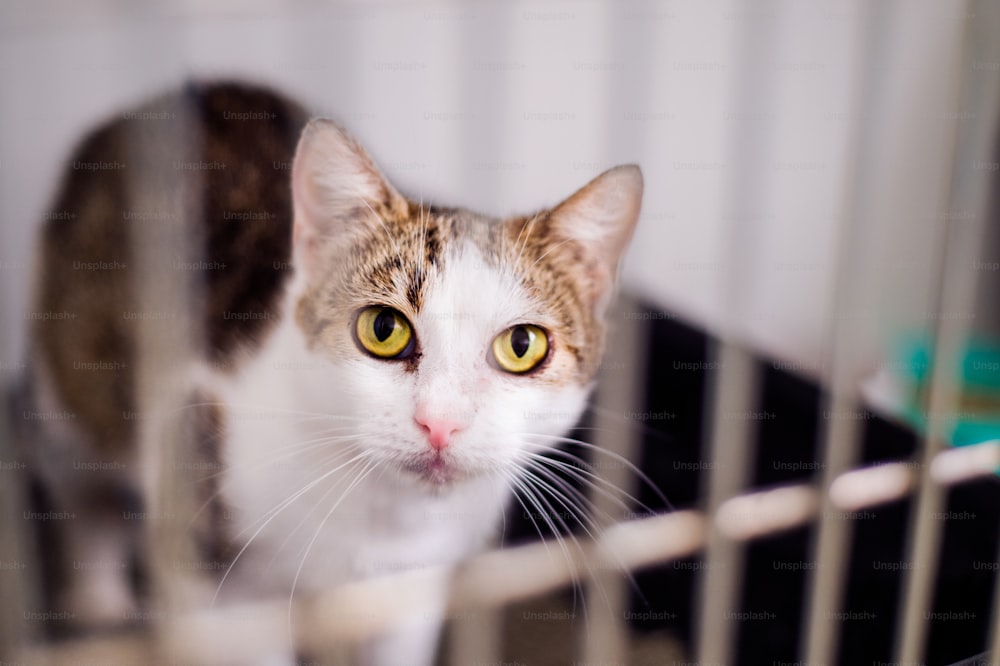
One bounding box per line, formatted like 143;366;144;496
546;164;643;315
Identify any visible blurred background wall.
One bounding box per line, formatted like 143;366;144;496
0;0;990;395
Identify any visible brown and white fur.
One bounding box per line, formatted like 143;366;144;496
14;82;642;664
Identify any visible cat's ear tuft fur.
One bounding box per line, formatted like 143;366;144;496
546;164;643;314
291;119;406;277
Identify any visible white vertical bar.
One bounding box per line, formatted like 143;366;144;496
693;3;779;663
584;292;650;665
448;6;511;665
693;345;758;665
801;2;891;663
130;116;204;618
976;3;1000;662
124;14;206;641
0;375;30;657
0;2;34;657
894;0;1000;661
581;0;660;660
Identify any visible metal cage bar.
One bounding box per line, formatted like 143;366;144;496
584;292;651;665
894;0;1000;661
802;2;893;662
0;336;29;662
692;5;779;662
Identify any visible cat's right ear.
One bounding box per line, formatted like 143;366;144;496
291;119;406;278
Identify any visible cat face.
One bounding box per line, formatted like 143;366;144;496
288;120;642;488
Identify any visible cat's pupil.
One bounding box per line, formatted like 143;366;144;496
510;326;531;358
373;310;397;342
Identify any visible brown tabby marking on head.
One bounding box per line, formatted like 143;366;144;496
294;204;461;360
497;212;601;380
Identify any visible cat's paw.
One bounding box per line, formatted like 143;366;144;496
59;568;137;631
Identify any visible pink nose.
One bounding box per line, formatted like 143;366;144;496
415;414;463;451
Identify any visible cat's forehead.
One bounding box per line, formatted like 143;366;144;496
417;237;545;331
381;207;548;326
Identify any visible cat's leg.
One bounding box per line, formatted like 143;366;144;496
56;494;140;630
15;367;141;632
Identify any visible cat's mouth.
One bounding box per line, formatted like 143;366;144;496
401;452;465;486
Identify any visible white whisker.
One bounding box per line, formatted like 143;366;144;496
517;462;646;612
520;432;672;511
211;451;372;605
266;450;380;565
522;450;662;519
287;456;384;633
501;465;586;611
186;436;367;529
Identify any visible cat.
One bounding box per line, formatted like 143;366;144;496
13;81;643;664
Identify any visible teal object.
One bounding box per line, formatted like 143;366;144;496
896;336;1000;449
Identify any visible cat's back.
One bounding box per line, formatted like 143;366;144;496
30;81;309;453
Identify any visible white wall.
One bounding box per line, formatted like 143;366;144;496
0;0;973;385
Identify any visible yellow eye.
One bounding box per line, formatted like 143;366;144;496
354;307;414;359
491;325;549;374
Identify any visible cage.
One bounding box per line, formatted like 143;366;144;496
1;1;999;664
